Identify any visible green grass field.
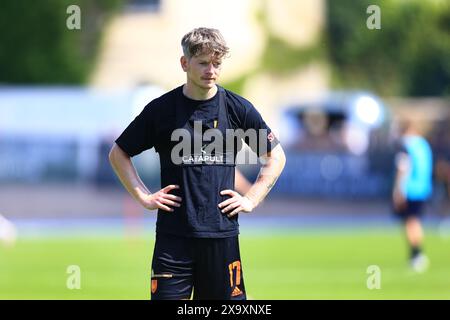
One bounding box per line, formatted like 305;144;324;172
1;229;450;299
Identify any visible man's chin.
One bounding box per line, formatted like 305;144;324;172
200;82;216;90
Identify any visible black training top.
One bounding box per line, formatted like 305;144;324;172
115;85;279;238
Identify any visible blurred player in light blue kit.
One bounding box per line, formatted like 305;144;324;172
393;119;433;272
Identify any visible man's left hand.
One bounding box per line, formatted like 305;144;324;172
218;190;254;218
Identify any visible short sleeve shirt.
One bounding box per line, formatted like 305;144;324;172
116;85;279;237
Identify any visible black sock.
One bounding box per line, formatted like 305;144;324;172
411;246;421;259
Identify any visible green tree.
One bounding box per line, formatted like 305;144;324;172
0;0;122;84
326;0;450;96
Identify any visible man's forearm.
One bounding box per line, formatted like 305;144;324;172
244;145;286;208
393;169;406;196
235;169;252;195
109;144;151;204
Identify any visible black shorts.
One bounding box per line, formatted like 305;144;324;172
150;233;246;300
394;200;426;220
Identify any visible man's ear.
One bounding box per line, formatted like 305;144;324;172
180;56;188;72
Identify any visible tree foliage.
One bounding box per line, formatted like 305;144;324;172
326;0;450;96
0;0;122;84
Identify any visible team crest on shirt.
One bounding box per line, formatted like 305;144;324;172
267;132;275;142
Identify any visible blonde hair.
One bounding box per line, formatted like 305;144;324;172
181;27;229;59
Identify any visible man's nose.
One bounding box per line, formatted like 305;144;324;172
205;63;215;73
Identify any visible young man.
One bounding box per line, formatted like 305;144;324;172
109;27;286;299
392;120;433;273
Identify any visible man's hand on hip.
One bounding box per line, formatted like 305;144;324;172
218;190;254;218
141;185;182;212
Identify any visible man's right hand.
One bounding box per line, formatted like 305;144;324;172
140;185;182;212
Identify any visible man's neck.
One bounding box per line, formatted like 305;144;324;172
183;83;217;101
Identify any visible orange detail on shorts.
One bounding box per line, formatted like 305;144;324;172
151;279;157;294
228;261;241;287
231;286;243;297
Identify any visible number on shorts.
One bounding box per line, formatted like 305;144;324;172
228;261;241;287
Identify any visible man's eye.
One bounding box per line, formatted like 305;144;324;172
214;63;221;68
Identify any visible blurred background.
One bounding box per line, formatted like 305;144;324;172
0;0;449;299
